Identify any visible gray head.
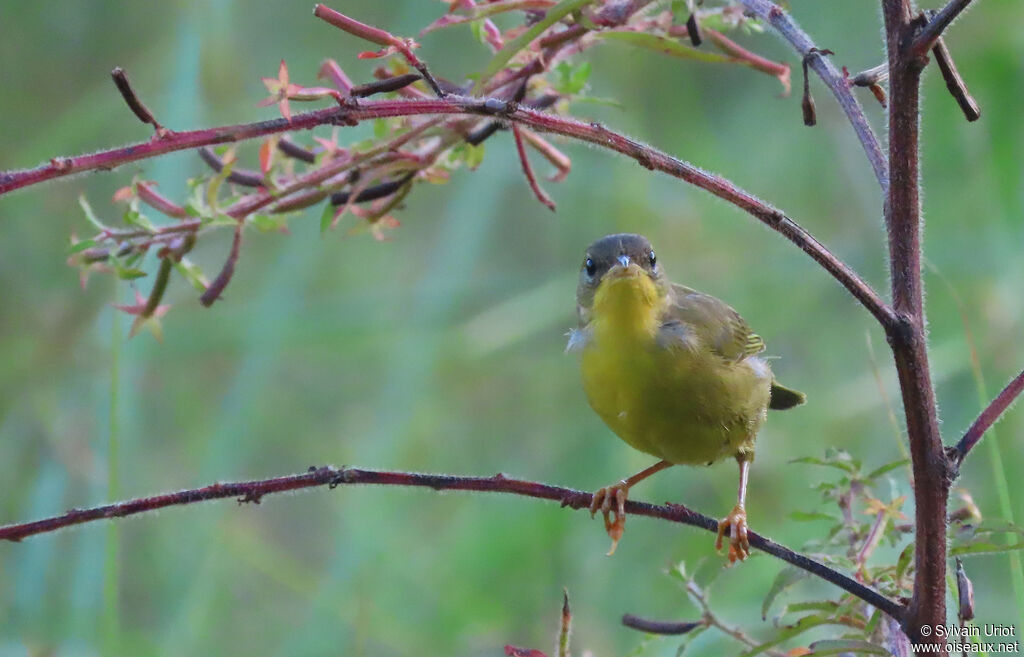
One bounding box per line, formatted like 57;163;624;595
576;233;667;324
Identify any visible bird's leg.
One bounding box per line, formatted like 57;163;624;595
716;456;751;563
590;460;672;555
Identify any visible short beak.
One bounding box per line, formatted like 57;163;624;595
605;254;641;280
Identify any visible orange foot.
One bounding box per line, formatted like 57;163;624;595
715;504;750;563
589;482;629;556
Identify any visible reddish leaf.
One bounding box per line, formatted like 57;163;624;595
112;186;135;203
259;138;276;175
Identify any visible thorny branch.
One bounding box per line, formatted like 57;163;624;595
0;465;905;621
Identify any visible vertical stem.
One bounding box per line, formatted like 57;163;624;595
103;295;122;654
881;0;951;645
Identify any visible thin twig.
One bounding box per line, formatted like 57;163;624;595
511;124;556;211
621;614;703;635
199;222;242;307
911;0;977;57
930;34;981;121
198;147;264;188
110;67;164;133
0;465;905;620
737;0;889;190
276;137;317;163
953;366;1024;465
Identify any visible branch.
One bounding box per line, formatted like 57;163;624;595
511;124;556;211
621;614;703;635
881;0;950;642
911;0;977;56
0;465;904;620
0;97;895;328
930;31;981;122
737;0;889;190
952;366;1024;465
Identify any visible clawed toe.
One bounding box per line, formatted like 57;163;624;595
590;482;629;556
716;504;750;564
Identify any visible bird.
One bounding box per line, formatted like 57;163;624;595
567;233;805;560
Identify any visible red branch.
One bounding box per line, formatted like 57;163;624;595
511;124;556;211
953;366;1024;464
0;97;895;329
0;465;903;620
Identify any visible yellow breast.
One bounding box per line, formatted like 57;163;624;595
580;273;769;465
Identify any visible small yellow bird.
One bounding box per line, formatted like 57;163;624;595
568;234;805;560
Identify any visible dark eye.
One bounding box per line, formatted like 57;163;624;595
648;250;657;268
585;257;596;277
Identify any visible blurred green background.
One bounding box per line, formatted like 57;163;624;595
1;1;1022;654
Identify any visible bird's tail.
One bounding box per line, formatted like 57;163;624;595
769;381;806;410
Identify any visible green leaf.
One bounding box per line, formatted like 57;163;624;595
464;142;485;170
174;258;209;293
951;540;1024;556
789;510;837;523
691;556;725;590
865;458;910;481
553;61;592;95
78;194;108;231
122;208;155;231
669;0;688;24
320;202;335;234
469;18;486;44
570;95;626;110
789;454;858;474
738;615;835;657
472;0;596;94
895;542;914;580
67;238;97;255
762;566;808;620
807;639;889;655
115;266;147;280
783;600;839;615
592;31;734;64
373;119;389;139
249;214;287;233
863;608;883;635
974;521;1024;537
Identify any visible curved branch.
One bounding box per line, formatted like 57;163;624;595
953;366;1024;466
0;465;905;620
0;97;895;328
737;0;889;191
